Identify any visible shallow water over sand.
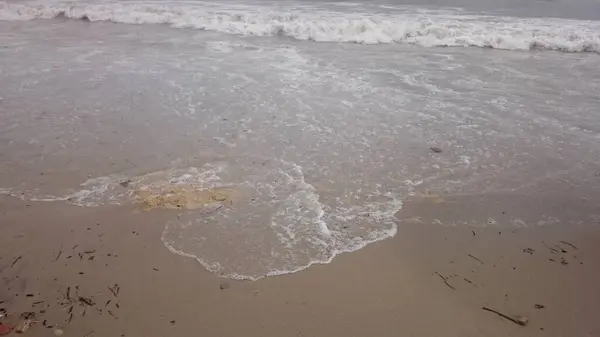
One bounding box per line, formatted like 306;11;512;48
1;15;599;278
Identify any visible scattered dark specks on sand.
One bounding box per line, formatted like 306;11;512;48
534;304;545;309
219;282;230;290
429;146;443;153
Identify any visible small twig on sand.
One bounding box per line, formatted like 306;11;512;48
55;246;63;262
559;241;578;250
107;310;117;319
108;284;119;297
434;272;456;290
78;297;94;306
66;287;71;301
542;242;559;253
523;248;534;255
482;307;528;326
11;255;22;267
467;254;484;265
463;278;478;288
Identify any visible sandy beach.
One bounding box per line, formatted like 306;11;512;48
2;191;599;337
2;3;600;335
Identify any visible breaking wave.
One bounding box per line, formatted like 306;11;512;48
1;1;600;52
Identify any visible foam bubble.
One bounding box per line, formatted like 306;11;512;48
1;2;599;52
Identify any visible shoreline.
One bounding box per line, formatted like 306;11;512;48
1;194;599;337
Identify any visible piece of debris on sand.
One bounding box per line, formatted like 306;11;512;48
14;312;36;333
0;322;12;335
482;307;528;326
119;180;132;188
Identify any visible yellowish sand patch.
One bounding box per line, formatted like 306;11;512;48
132;185;236;211
422;195;446;204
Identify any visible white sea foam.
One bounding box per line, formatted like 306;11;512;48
156;158;402;280
2;158;401;279
1;2;599;52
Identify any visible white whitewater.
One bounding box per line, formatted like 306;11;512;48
1;1;599;52
1;158;402;280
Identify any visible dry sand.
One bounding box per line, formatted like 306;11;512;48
1;191;599;337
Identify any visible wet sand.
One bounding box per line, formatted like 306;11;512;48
1;192;599;337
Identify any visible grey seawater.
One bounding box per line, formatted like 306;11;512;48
1;7;599;278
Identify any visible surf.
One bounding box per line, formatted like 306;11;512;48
1;1;599;52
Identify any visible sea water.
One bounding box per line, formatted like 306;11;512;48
1;0;599;279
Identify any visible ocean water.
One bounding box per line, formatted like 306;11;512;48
1;0;599;279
